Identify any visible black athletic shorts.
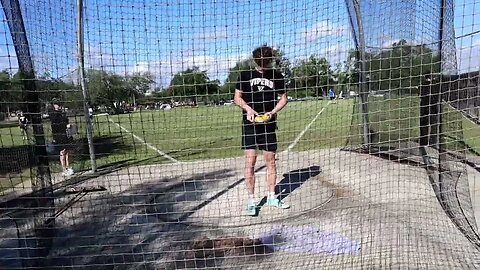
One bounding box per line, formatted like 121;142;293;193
241;122;277;152
53;135;75;152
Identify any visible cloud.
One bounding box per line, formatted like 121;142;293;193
457;39;480;73
300;21;348;42
194;26;240;41
130;51;250;86
194;28;229;40
84;44;115;70
320;43;349;64
375;36;427;49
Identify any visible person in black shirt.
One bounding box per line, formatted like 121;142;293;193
234;45;289;216
50;98;75;176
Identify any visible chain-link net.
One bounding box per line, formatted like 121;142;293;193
0;0;480;269
344;0;480;252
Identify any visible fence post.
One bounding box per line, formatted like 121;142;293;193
77;0;97;172
347;0;371;147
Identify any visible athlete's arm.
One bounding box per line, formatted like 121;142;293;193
234;90;250;111
269;74;288;115
270;91;288;115
234;89;258;122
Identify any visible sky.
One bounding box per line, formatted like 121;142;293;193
0;0;478;87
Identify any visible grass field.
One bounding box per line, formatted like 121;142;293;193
349;96;480;153
0;97;479;192
94;99;351;163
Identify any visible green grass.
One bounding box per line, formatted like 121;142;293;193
0;122;31;191
1;97;479;192
347;96;422;145
95;99;341;163
0;123;26;147
286;99;354;151
462;116;480;154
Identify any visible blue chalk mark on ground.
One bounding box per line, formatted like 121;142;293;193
259;224;360;255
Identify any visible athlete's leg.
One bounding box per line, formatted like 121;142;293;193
262;125;289;209
242;124;258;215
244;149;257;196
59;149;66;170
263;150;277;194
65;150;70;169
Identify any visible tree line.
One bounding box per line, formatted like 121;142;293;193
0;39;440;117
152;40;440;104
0;69;155;116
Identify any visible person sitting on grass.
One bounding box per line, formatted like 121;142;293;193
234;45;290;216
49;98;75;176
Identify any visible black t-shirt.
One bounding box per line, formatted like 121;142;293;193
235;69;286;123
49;109;69;138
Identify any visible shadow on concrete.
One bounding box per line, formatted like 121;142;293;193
256;166;321;211
0;167;274;269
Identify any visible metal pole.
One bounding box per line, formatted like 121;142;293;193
77;0;96;172
0;0;55;266
351;0;371;146
437;0;447;205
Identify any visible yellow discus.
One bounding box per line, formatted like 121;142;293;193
254;114;271;123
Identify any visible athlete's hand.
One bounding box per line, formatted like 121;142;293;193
246;108;258;122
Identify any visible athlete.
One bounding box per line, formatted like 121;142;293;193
234;45;289;216
50;98;75;176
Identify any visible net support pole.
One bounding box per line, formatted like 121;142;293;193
349;0;371;147
0;0;54;267
77;0;97;172
437;0;447;204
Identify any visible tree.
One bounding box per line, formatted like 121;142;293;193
168;66;220;102
0;70;16;113
126;71;155;97
222;59;252;96
360;39;440;95
86;69;127;108
273;46;293;87
292;56;333;96
84;69;155;109
36;77;78;111
0;69;82;115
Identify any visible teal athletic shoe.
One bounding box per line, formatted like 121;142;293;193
246;202;257;216
266;196;290;209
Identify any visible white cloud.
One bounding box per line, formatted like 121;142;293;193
130;51;250;86
194;28;229;40
320;43;349;64
57;65;79;84
84;44;115;70
457;39;480;73
300;21;348;42
376;36;427;49
194;26;241;41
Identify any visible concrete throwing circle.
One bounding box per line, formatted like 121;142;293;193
184;175;334;227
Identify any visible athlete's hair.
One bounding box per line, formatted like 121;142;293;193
252;45;274;68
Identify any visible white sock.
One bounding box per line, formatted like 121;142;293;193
248;194;255;204
268;192;275;199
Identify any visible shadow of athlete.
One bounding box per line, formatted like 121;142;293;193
255;166;322;214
